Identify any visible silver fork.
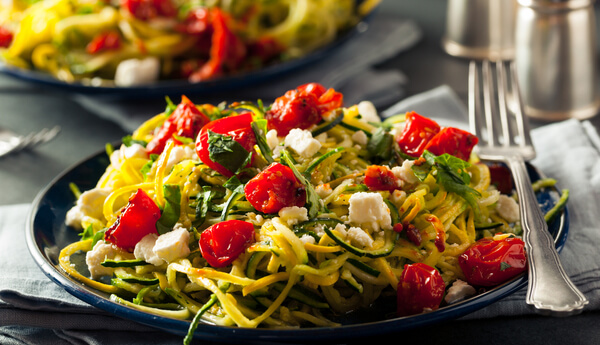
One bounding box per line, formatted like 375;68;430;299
0;126;61;158
468;60;588;316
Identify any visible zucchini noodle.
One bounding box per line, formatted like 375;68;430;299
58;88;549;335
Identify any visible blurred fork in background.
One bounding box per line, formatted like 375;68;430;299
0;126;60;158
468;59;588;316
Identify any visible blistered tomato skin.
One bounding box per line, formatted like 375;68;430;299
424;127;479;161
104;189;161;252
397;263;445;316
195;112;256;177
244;162;306;214
199;220;255;268
458;236;527;287
146;96;211;155
265;82;343;136
364;165;399;192
397;111;441;157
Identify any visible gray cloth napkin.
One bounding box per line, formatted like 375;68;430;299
2;86;600;344
72;14;421;133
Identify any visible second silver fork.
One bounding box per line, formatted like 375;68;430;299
469;60;588;316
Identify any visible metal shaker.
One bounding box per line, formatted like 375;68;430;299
442;0;517;60
515;0;600;121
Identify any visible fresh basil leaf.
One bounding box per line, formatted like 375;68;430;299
500;262;512;271
251;119;274;164
79;224;94;240
193;186;214;228
173;134;194;145
366;127;393;163
223;175;246;194
141;154;159;181
207;130;252;175
280;149;324;218
91;229;107;248
156;184;181;234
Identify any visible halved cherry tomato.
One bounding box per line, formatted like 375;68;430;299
364;165;399;192
397;111;441;157
105;189;161;252
0;26;13;48
146;96;212;155
121;0;176;20
397;263;446;316
265;83;343;136
244;162;306;214
195;112;257;177
459;236;527;287
189;8;247;82
424;127;478;161
199;220;255;267
86;31;122;54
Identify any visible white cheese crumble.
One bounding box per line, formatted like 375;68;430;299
357;101;380;124
266;129;280;150
496;194;520;223
114;57;160;87
444;279;477;304
347;226;374;248
65;188;112;229
284;129;322;158
392;160;419;184
278;206;309;226
165;145;197;172
85;240;120;279
315;183;333;198
348;192;392;231
134;233;164;266
351;130;368;146
153;226;191;263
300;234;316;245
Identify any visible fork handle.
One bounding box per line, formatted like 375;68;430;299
506;155;589;316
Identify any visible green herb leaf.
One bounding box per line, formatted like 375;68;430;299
366;127;393;163
193;186;215;228
251;119;274;164
280;149;324;218
223;175;246;194
207;130;252;175
500;262;512;271
140;154;159;181
156;184;181;234
164;96;177;116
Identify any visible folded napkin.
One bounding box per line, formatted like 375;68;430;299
3;86;600;344
72;14;421;133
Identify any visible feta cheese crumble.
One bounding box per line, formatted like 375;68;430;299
348;192;392;231
134;233;164;266
85;241;120;279
278;206;309;226
284;129;322;158
444;279;477;304
153;226;191;263
65;188;112;229
496;195;520;223
114;57;160;87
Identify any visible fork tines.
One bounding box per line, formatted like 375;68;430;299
468;60;535;160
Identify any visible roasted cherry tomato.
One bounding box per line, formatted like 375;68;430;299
105;189;161;252
424;127;479;161
397;263;446;316
189;8;247;82
121;0;176;20
0;26;13;48
146;96;212;155
397;111;441;157
364;165;399;192
195;112;257;177
244;162;307;214
265;83;343;136
488;163;514;194
458;236;527;287
199;220;255;267
86;31;122;54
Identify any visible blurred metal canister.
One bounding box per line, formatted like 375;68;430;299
515;0;600;121
442;0;517;60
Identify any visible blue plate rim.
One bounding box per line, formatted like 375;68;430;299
25;148;569;343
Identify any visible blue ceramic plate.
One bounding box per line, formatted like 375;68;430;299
26;149;568;344
0;8;373;98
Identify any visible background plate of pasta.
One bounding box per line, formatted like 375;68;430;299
27;83;569;343
0;0;378;95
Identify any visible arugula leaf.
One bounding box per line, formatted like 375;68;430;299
251;119;274;164
280;149;324;218
156;184;181;234
414;151;482;220
207;130;252;175
366;127;394;163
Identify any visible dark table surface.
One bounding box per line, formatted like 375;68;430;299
1;0;600;344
